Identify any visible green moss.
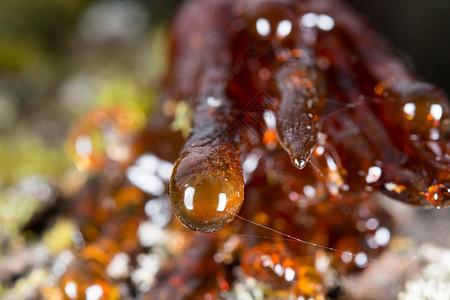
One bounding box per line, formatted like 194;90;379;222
0;133;70;185
0;0;89;41
0;34;49;74
171;101;193;137
42;219;76;253
0;193;41;240
96;76;155;115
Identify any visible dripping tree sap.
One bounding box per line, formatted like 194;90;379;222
58;0;450;299
167;0;449;232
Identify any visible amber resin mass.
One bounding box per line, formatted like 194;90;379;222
167;0;450;232
57;0;450;299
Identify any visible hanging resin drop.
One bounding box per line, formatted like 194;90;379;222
169;145;244;232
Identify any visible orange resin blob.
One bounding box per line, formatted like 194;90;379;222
67;106;144;173
392;81;450;138
296;264;325;298
60;259;120;300
397;82;449;136
241;242;299;290
170;146;244;232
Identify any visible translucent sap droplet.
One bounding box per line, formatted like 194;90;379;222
426;184;448;208
293;158;307;169
170;148;244;232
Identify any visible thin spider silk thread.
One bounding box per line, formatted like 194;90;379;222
223;213;450;271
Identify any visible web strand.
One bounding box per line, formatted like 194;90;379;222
232;214;384;265
226;212;450;271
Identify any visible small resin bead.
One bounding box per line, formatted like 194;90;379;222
296;264;325;298
241;242;299;290
395;81;449;139
170;146;244;232
67;106;144;173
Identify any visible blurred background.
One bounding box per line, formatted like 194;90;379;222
347;0;450;93
0;0;448;299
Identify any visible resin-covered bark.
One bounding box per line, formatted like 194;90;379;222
165;0;449;233
52;0;449;298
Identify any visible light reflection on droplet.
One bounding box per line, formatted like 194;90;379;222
85;284;103;300
365;218;379;230
315;146;325;155
341;251;353;263
157;161;174;181
327;182;340;196
106;252;131;279
126;166;165;195
403;103;416;119
325;155;338;171
145;198;162;216
315;252;330;273
274;263;284;276
367;237;379;249
263;110;276;129
355;252;368;267
317;15;335;31
75;135;93;156
217;193;227;212
276;20;292;38
261;255;271;267
303;185;316;199
256;18;271;36
206;96;222;108
184;187;195;210
374;227;391;246
243;153;260;175
144;197;172;227
300;12;318;28
384;182;401;193
284;267;296;282
138;221;167;247
365;166;382;184
294;158;307;169
64;281;78;299
135;154;159;174
430;104;443;120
